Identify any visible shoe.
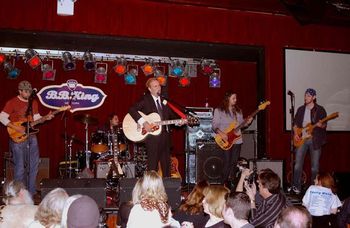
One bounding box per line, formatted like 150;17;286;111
291;186;301;195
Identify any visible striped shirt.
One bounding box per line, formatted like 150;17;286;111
250;192;289;228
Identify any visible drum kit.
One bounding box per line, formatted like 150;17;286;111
60;113;131;181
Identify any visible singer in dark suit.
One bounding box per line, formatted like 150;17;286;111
128;78;181;177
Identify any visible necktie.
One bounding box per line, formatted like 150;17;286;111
156;99;163;119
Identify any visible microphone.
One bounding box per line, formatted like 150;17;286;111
30;88;38;97
287;90;294;96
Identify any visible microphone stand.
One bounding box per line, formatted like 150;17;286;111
61;92;74;178
25;93;34;192
288;92;295;191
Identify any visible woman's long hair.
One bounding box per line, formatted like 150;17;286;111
218;90;241;115
179;180;209;215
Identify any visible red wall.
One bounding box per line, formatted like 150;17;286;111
1;0;349;179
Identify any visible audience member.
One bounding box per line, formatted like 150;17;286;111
302;172;342;227
127;171;177;228
28;188;69;228
274;205;312;228
61;195;100;228
202;185;230;228
0;180;37;228
222;192;254;228
2;180;33;205
337;197;350;228
173;180;209;227
245;170;289;228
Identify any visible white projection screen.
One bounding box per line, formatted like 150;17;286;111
284;48;350;131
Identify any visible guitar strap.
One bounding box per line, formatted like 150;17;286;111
166;101;186;119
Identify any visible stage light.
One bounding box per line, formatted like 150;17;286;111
178;76;190;87
0;53;6;64
3;60;21;79
83;51;95;71
209;69;221;88
113;57;127;76
200;59;216;76
94;62;108;84
154;66;167;86
141;59;155;76
41;60;56;81
62;51;76;71
170;60;185;77
24;49;42;69
124;65;138;85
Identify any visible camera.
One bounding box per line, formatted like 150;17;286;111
244;170;258;186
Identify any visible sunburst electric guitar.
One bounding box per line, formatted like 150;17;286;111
293;112;339;148
122;111;199;142
214;101;270;150
7;105;71;143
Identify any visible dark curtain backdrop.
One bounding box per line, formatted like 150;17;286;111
0;0;350;179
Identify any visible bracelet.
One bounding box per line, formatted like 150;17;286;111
250;200;255;204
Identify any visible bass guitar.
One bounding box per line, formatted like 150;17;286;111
293;112;339;148
7;105;71;143
214;101;270;150
122;111;199;142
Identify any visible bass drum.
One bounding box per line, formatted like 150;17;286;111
91;131;109;153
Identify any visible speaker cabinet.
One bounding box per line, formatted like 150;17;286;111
119;177;181;210
5;156;50;191
41;178;106;208
196;140;224;184
249;159;284;188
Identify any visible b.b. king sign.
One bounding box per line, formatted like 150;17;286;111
37;79;107;112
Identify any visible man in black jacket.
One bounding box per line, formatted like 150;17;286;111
128;78;182;177
291;88;327;194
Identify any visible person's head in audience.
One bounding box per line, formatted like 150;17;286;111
202;185;230;220
222;192;251;227
131;176;144;205
314;172;336;193
137;170;168;204
274;206;312;228
179;180;209;215
61;195;100;228
2;180;33;205
258;170;281;198
34;188;69;227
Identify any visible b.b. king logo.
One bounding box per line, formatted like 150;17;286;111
37;80;107;112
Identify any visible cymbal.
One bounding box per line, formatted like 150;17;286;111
73;114;98;125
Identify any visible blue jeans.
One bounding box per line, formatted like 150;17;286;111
10;135;39;195
293;139;321;190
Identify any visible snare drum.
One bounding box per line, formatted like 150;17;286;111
91;131;109;153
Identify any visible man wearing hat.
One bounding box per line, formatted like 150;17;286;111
0;80;53;195
291;88;327;195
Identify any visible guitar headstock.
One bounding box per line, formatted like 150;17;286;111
59;105;71;111
258;101;270;111
186;116;200;127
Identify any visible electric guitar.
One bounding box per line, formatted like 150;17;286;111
122;111;199;142
214;101;270;150
293;112;339;148
7;105;71;143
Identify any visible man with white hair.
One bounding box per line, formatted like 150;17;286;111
274;206;312;228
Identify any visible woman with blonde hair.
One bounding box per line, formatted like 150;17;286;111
29;188;69;228
302;172;342;227
202;185;230;228
127;170;177;228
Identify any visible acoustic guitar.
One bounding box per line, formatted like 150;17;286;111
293;112;339;148
7;105;71;143
214;101;270;150
122;111;199;142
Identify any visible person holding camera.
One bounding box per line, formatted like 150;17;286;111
243;170;289;228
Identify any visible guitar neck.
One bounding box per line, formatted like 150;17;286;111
236;109;260;130
31;109;61;127
155;119;183;126
308;112;339;130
